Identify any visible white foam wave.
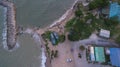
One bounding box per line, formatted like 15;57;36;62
4;42;20;52
31;31;47;67
32;33;41;44
2;7;20;52
41;48;47;67
24;28;34;34
2;7;8;50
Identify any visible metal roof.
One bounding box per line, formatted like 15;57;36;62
94;47;105;62
99;29;110;38
109;2;120;20
110;48;120;67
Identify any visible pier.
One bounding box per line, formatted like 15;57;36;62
0;0;17;50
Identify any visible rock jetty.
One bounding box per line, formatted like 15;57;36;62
0;0;17;50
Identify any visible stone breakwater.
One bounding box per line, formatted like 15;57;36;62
0;0;17;50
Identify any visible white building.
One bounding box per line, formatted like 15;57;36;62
99;29;110;38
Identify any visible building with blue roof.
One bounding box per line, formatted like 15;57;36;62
109;2;120;20
110;48;120;67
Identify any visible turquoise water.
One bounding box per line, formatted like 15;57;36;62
9;0;75;27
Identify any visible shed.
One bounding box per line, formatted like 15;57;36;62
99;29;110;38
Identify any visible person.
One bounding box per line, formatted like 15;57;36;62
78;53;82;58
66;58;72;63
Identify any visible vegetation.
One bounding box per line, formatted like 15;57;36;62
66;17;94;41
54;50;58;58
59;34;65;43
45;43;51;57
75;9;83;18
88;0;109;10
116;35;120;44
51;50;58;59
41;31;51;40
42;31;66;45
65;7;120;41
79;45;85;51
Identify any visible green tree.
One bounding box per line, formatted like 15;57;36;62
89;0;109;10
89;1;98;10
116;35;120;44
59;34;65;43
75;9;83;18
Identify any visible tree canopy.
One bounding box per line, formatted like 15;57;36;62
75;9;83;18
89;0;109;10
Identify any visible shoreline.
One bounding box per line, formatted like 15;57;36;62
35;0;79;67
48;0;78;29
23;28;47;67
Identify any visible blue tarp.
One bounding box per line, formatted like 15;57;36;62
110;48;120;67
109;2;120;20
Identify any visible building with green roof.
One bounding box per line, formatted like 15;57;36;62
94;47;105;62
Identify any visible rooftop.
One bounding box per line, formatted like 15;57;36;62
94;47;105;62
109;2;120;20
110;48;120;67
99;29;110;38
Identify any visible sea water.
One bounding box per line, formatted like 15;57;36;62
8;0;75;27
0;0;75;67
0;6;42;66
0;34;42;67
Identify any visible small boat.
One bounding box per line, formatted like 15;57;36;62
53;32;59;40
50;33;56;45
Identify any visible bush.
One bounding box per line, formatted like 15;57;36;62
51;50;54;59
66;19;93;41
59;34;65;43
54;50;58;58
116;35;120;44
65;18;76;30
75;9;83;18
79;45;85;51
68;30;80;41
42;31;51;40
